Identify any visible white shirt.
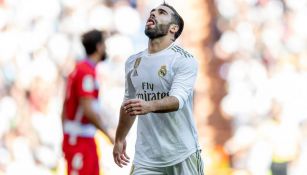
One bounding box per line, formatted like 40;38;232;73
124;43;200;167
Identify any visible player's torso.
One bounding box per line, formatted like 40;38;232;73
64;60;99;122
129;52;175;101
129;45;200;166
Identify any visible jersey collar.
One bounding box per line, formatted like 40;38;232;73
84;58;96;68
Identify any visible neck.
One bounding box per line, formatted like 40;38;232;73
148;36;174;54
88;53;99;65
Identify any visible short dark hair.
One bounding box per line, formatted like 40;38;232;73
81;29;103;55
162;3;184;40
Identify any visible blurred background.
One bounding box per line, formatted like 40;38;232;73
0;0;307;174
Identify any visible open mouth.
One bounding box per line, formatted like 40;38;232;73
146;18;156;26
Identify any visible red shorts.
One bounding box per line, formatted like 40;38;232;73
62;134;99;175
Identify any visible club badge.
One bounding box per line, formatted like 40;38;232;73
158;65;167;77
133;57;142;76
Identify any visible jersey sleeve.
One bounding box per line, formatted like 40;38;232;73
77;71;96;98
124;57;136;100
169;56;198;109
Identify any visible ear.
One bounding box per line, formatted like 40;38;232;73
169;24;179;34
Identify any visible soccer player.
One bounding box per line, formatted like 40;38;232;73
62;29;114;175
113;3;204;175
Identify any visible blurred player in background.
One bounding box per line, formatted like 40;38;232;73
62;29;114;175
113;3;204;175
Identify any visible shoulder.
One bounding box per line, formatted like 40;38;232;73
169;44;194;59
170;45;198;67
76;61;94;76
125;50;145;66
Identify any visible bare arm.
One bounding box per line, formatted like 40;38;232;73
80;97;114;143
61;106;65;128
113;103;136;167
124;96;179;116
115;104;137;141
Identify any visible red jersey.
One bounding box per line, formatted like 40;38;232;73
63;59;99;124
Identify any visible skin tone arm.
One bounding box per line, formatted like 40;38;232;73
61;105;65;128
124;96;179;115
113;104;136;167
113;96;179;167
80;97;115;144
113;96;179;168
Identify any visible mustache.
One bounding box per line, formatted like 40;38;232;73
147;17;157;24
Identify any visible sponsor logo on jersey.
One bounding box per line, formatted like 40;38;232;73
136;82;169;101
158;65;167;77
136;91;169;101
133;57;142;76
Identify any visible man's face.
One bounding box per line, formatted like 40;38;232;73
98;39;107;62
145;5;174;39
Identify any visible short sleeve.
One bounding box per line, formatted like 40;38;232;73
169;56;198;109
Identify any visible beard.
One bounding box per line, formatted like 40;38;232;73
99;53;107;62
145;22;171;39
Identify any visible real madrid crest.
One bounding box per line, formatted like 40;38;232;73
158;65;167;77
133;57;142;76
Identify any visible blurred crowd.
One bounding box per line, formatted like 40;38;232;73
0;0;158;174
1;0;307;175
213;0;307;174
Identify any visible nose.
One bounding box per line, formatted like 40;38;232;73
150;13;155;18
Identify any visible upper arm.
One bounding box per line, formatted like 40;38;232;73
76;71;97;116
169;56;198;109
79;97;94;113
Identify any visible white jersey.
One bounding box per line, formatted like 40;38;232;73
124;43;200;167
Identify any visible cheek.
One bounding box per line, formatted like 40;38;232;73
159;18;170;24
100;46;105;53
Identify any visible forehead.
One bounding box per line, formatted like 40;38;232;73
152;5;174;14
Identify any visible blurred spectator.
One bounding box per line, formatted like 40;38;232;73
292;119;307;175
258;101;300;175
0;0;154;174
214;0;307;174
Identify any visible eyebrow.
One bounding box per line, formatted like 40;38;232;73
150;8;169;14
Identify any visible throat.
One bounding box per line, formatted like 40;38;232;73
148;38;173;54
